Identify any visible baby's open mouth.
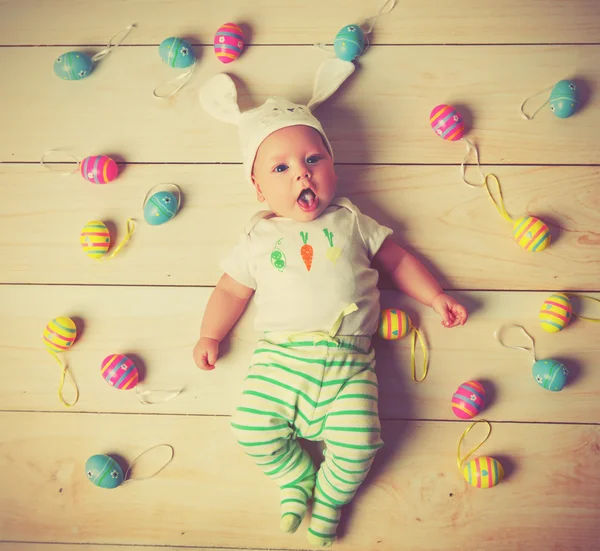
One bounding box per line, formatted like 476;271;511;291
297;188;317;211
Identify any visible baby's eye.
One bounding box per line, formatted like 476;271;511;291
307;155;321;164
274;164;288;173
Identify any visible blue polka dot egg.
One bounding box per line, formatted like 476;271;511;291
532;359;568;392
53;51;93;80
333;24;365;62
549;80;579;118
144;190;179;225
159;37;195;69
85;454;124;489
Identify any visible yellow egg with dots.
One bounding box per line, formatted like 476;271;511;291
512;216;551;252
42;316;77;353
80;220;110;259
540;293;572;333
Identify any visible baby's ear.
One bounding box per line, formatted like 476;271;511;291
307;58;356;111
199;73;242;124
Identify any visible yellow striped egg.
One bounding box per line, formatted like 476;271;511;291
540;293;572;333
463;456;504;489
42;316;77;353
378;308;412;340
80;220;110;259
512;216;551;252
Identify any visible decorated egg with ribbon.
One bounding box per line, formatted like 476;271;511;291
540;293;572;333
379;308;412;340
85;454;124;489
53;51;93;80
101;354;139;390
159;37;195;69
532;359;568;392
452;380;486;419
143;184;181;226
333;24;365;62
42;316;77;353
430;104;465;141
214;23;244;64
463;456;504;489
80;221;111;259
549;80;579;119
79;155;118;184
512;216;551;252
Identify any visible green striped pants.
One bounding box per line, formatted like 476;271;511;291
230;333;383;541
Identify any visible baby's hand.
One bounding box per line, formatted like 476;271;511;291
430;293;468;328
193;337;219;370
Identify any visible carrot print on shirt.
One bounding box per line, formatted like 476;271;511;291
299;232;313;271
323;228;341;264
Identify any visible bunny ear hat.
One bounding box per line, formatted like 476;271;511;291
199;57;355;184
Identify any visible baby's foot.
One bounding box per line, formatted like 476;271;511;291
279;472;316;534
306;497;341;547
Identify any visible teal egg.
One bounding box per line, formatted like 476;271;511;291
532;359;568;392
85;454;124;489
53;51;93;80
159;37;195;68
549;80;579;118
333;24;365;62
144;191;179;225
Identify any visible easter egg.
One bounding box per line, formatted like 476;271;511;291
159;37;195;69
378;308;412;340
463;456;504;489
213;23;244;64
430;105;464;141
451;380;486;419
532;359;568;392
333;24;365;62
80;220;110;259
53;51;93;80
512;216;551;252
42;316;77;353
85;454;124;489
100;354;139;390
540;293;572;333
79;155;118;184
549;80;579;119
143;191;179;225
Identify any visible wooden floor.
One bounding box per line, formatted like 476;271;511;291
1;1;599;550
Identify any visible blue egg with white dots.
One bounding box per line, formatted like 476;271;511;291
159;37;195;68
53;51;93;80
549;80;579;118
85;454;124;489
144;191;179;225
333;24;365;62
532;359;568;392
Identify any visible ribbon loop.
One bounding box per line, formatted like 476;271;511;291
122;444;175;485
153;63;196;99
362;0;397;34
564;293;600;323
135;386;185;405
457;419;492;469
460;139;487;188
494;324;537;362
91;23;137;62
48;350;79;407
410;327;429;382
484;174;514;223
519;84;554;120
102;218;135;261
40;148;80;175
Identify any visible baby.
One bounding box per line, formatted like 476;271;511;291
195;63;467;547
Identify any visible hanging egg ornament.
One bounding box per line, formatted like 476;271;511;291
379;308;412;340
143;184;181;226
159;37;195;69
42;316;77;353
213;23;245;64
430;104;465;141
80;220;111;259
53;51;93;80
463;456;504;489
540;293;572;333
85;454;124;489
333;24;365;62
549;80;579;119
451;380;486;419
512;216;551;252
79;155;118;184
532;359;568;392
101;354;139;390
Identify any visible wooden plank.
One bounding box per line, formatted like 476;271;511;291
1;164;598;289
1;46;599;165
0;546;263;551
0;413;598;550
2;284;599;423
1;0;599;45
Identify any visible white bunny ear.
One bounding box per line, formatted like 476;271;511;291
307;58;356;111
199;73;242;125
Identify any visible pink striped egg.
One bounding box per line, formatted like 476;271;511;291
100;354;139;390
451;380;486;419
430;104;465;141
214;23;244;64
79;155;118;184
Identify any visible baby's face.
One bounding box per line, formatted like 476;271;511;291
251;125;337;222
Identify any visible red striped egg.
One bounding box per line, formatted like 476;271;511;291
430;104;464;141
463;456;504;489
79;155;118;184
100;354;139;390
378;308;412;340
214;23;244;64
451;380;485;419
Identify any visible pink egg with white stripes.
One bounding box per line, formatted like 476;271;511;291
213;23;244;64
430;104;465;141
451;380;486;419
100;354;139;390
79;155;118;184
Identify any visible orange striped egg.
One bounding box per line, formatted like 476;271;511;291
101;354;139;390
512;216;551;252
378;308;412;340
451;380;486;419
42;316;77;353
214;23;244;64
430;104;464;141
80;220;110;259
540;293;572;333
463;456;504;489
